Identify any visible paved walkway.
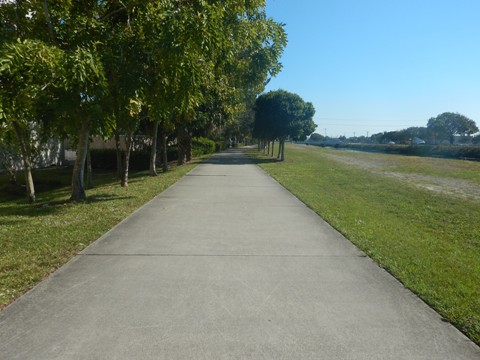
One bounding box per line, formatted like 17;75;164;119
1;149;479;359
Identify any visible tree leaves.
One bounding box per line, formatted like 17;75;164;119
254;90;316;142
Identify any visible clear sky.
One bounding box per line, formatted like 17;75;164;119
264;0;480;138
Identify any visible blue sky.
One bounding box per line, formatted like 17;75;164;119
264;0;480;138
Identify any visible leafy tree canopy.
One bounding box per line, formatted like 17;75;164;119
427;112;478;144
253;89;316;142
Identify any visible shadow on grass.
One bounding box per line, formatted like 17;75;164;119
0;194;135;218
0;203;61;217
86;194;135;203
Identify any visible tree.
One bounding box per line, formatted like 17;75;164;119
59;46;108;201
141;0;286;166
0;39;63;203
254;90;316;161
1;0;287;201
427;112;478;144
308;133;325;142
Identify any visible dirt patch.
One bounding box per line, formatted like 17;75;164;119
323;153;480;201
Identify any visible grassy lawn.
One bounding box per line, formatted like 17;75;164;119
250;144;480;345
0;161;200;309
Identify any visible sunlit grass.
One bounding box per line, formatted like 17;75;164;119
326;149;480;183
249;144;480;345
0;161;200;309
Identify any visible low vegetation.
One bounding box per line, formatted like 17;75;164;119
0;161;200;309
249;144;480;345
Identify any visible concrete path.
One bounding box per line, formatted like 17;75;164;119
1;149;479;359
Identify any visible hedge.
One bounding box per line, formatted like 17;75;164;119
192;137;216;157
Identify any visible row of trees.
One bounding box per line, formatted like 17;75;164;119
253;89;316;161
0;0;287;203
371;113;478;145
308;112;478;145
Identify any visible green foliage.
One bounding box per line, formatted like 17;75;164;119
0;39;62;124
308;133;325;142
1;0;287;198
253;89;316;141
427;112;479;144
371;127;429;144
192;137;216;157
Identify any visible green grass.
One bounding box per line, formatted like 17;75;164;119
0;161;200;309
249;144;480;345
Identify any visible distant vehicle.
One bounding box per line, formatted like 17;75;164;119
413;138;426;145
388;141;395;144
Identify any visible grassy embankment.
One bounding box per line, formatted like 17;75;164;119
250;144;480;345
0;161;200;309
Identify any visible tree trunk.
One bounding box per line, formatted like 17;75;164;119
114;132;123;180
277;139;282;159
271;140;275;157
160;123;169;172
85;141;93;189
266;141;270;155
280;139;285;161
185;131;192;162
149;121;158;176
12;121;35;203
177;125;187;165
121;131;134;187
70;120;90;201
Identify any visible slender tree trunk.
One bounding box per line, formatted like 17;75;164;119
266;140;270;155
177;125;187;165
86;140;93;189
121;131;134;187
161;133;169;172
277;139;282;159
12;121;35;203
149;121;158;176
114;132;123;180
159;123;169;172
186;131;192;162
271;140;275;157
280;139;285;161
70;120;90;201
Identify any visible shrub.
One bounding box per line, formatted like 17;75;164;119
192;137;216;157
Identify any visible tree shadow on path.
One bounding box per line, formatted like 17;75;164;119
201;148;282;166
